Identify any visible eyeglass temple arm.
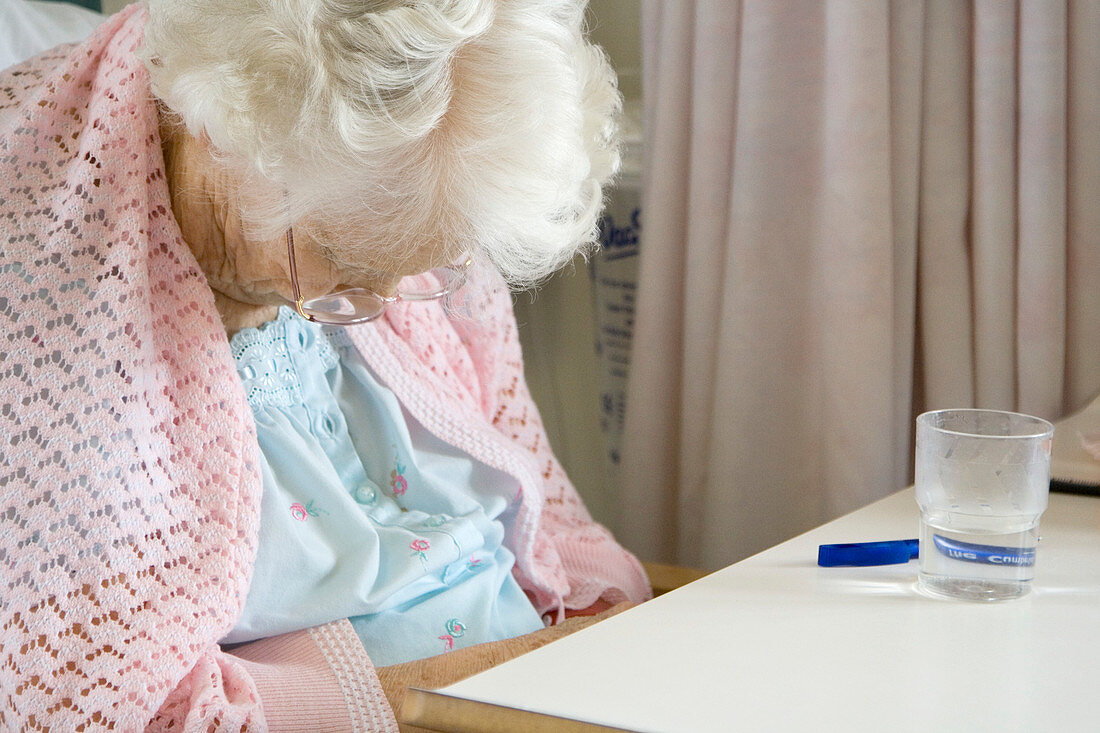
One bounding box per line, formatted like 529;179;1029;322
285;228;313;320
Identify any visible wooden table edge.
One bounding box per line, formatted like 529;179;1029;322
401;687;637;733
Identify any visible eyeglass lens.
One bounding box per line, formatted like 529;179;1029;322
300;262;469;323
301;289;389;324
394;263;469;300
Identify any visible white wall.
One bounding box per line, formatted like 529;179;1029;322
587;0;642;101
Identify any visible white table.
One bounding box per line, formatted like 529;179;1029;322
404;489;1100;732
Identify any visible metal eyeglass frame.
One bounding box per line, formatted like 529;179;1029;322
286;228;471;325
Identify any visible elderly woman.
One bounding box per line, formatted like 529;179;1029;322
0;0;650;729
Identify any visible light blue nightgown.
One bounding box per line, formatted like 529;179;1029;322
221;307;545;665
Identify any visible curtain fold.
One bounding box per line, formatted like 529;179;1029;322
1067;0;1100;405
620;0;1100;570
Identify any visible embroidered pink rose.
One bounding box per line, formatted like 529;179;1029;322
390;459;408;496
410;538;431;565
439;618;467;652
290;500;327;521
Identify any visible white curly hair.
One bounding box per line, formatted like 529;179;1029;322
141;0;620;285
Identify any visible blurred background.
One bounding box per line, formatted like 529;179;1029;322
520;0;1100;574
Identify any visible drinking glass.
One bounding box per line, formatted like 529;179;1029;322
915;409;1054;601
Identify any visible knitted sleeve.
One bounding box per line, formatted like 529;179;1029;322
140;623;395;732
458;274;652;613
148;621;397;732
0;14;399;729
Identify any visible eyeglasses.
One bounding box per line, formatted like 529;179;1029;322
286;228;471;325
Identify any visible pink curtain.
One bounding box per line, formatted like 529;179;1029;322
618;0;1100;570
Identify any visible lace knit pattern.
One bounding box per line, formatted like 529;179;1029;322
0;7;649;730
0;10;264;730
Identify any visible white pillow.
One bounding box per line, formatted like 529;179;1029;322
0;0;104;72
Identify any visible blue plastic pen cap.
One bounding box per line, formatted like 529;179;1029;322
817;539;919;567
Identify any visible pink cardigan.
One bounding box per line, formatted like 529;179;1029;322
0;8;649;730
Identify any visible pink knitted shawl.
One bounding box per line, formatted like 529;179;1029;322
0;8;649;730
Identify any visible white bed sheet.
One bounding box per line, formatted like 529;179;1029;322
1;0;104;72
